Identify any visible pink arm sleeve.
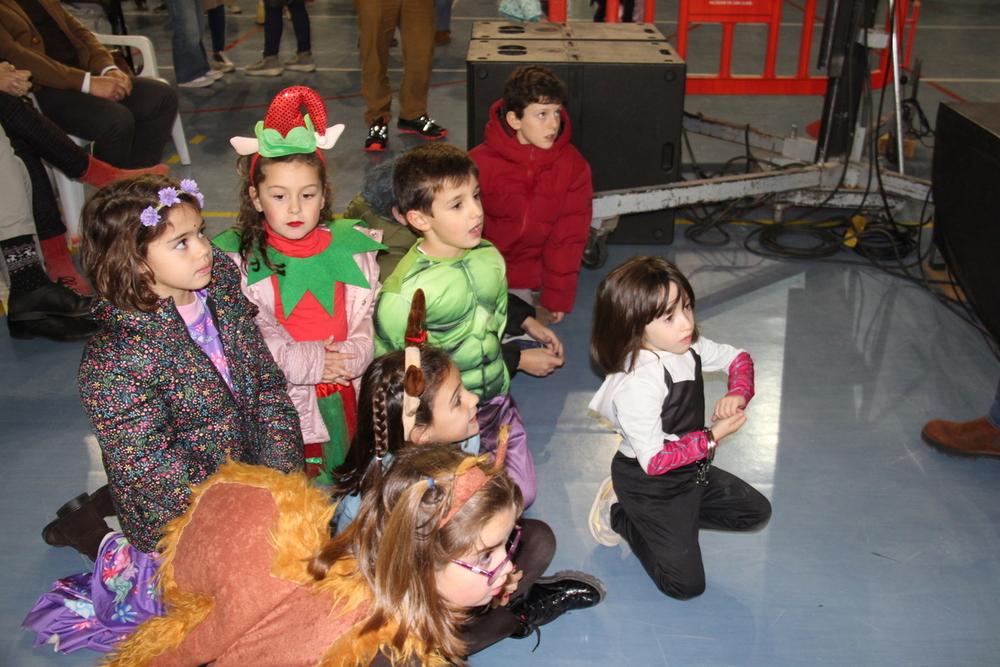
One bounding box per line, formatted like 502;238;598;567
727;351;754;405
646;431;711;475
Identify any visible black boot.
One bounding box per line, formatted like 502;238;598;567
508;570;606;640
42;495;114;560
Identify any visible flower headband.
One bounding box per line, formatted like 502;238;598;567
140;180;204;227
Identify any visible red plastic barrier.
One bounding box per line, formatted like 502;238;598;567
545;0;920;96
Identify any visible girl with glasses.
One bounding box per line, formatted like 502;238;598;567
103;445;604;666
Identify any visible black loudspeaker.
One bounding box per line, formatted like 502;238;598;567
932;102;1000;343
467;24;686;244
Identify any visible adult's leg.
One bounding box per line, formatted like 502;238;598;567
119;78;179;168
0;128;95;340
0;128;39;248
288;0;312;53
610;453;707;600
434;0;451;31
163;0;212;84
262;3;284;56
0;93;88;179
355;0;399;125
397;0;435;122
207;4;227;53
696;466;771;533
461;519;556;654
34;88;135;167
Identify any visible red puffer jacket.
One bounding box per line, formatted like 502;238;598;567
470;99;593;314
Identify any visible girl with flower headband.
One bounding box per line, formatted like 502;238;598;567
104;444;604;666
215;86;386;484
23;174;303;653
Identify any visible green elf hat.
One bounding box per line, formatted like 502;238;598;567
230;86;344;183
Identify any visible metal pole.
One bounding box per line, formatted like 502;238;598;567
888;0;906;173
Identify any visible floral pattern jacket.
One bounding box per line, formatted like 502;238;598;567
78;248;303;553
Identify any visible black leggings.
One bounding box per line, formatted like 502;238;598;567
611;452;771;600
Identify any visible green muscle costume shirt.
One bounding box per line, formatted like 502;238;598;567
374;241;509;401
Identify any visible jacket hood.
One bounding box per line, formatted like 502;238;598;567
482;98;574;166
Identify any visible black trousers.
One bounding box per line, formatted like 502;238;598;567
0;92;90;240
34;77;178;168
610;452;771;600
368;518;557;667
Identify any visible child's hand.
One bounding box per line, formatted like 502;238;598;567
518;347;564;377
321;337;356;385
712;395;746;422
491;568;524;608
710;411;747;441
549;311;565;324
521;316;564;358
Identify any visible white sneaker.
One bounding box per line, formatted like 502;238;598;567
212;52;235;73
588;475;622;547
227;1;241;12
244;56;283;76
177;73;217;88
283;51;316;73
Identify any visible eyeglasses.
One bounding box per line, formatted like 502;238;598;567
450;524;522;586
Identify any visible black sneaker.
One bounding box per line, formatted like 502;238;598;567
8;281;93;319
365;119;388;151
507;570;606;640
397;115;448;140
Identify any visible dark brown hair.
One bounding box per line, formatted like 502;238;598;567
393;143;479;217
502;65;567;119
331;346;454;498
312;444;523;665
81;174;203;313
234;151;334;274
591;255;699;374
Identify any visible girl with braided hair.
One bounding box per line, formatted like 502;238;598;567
330;291;605;658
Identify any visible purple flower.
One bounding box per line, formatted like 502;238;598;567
157;187;181;207
180;179;205;208
140;207;160;227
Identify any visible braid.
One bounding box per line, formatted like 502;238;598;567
373;379;391;460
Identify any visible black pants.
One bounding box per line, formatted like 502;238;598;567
610;452;771;600
368;518;557;667
34;77;178;168
0;92;89;240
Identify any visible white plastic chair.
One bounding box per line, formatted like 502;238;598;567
48;33;191;243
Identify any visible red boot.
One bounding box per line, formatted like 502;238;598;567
921;416;1000;459
39;235;92;295
79;155;170;189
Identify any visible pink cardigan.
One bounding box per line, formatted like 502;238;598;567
224;225;382;444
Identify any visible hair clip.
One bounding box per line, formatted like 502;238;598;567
140;179;205;227
427;477;436;490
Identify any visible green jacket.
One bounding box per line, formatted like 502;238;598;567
343;193;419;283
374;241;509;401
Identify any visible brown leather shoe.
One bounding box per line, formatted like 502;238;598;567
435;29;451;46
42;500;114;560
921;416;1000;459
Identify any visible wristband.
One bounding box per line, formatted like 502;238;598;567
703;427;717;450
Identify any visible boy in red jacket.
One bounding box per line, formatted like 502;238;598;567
470;66;593;324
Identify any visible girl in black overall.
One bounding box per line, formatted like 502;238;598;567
587;256;771;599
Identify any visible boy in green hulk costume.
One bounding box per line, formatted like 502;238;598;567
374;143;548;507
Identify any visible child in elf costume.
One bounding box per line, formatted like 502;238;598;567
215;86;386;484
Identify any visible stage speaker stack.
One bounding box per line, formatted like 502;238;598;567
932;102;1000;343
467;22;686;244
